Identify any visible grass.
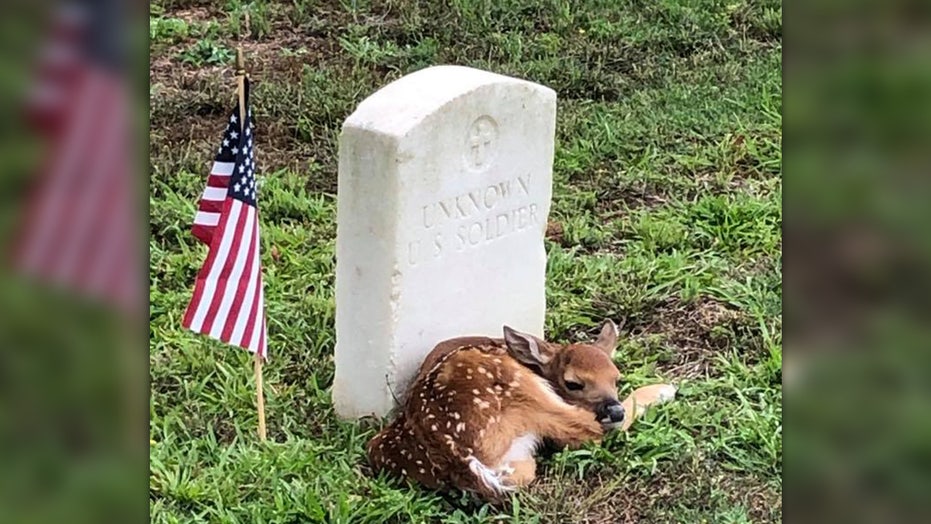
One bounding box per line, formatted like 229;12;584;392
149;0;782;522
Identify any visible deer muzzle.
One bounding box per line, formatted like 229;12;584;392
596;399;625;429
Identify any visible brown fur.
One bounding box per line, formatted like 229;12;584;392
367;321;624;500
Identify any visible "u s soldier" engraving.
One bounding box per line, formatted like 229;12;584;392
407;173;540;266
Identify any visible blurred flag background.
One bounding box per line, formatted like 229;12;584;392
0;0;147;522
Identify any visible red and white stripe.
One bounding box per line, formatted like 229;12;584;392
26;2;88;137
12;63;141;312
191;160;234;245
182;198;267;358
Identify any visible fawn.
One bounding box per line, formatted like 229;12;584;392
366;320;626;500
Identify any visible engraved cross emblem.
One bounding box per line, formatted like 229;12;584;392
468;118;496;169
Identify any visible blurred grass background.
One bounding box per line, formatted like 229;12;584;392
785;1;931;522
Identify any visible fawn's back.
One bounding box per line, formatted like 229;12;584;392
368;342;538;493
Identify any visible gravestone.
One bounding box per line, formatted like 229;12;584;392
332;65;556;419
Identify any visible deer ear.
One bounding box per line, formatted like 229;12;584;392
594;319;619;356
503;326;552;367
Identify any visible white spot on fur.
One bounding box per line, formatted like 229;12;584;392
500;433;539;464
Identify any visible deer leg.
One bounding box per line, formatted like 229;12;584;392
501;458;536;487
535;405;603;447
521;377;604;447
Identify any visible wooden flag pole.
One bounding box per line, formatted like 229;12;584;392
235;46;267;442
255;352;267;442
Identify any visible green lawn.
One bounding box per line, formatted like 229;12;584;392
149;0;782;522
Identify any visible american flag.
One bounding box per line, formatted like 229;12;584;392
11;0;142;313
182;77;268;359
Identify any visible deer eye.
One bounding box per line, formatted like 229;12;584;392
565;380;584;391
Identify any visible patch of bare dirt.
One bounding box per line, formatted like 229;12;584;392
545;220;566;245
151;5;346;183
630;297;745;380
598;183;672;218
172;7;216;24
150;30;336;92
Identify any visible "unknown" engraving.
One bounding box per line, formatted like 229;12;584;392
407;173;541;267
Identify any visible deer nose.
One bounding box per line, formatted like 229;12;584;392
597;400;625;423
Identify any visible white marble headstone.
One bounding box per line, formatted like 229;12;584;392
332;65;556;419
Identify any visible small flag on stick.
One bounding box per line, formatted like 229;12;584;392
183;70;267;359
182;52;268;440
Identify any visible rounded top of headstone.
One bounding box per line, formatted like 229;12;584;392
343;65;556;138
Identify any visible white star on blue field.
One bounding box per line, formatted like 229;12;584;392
215;108;258;206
